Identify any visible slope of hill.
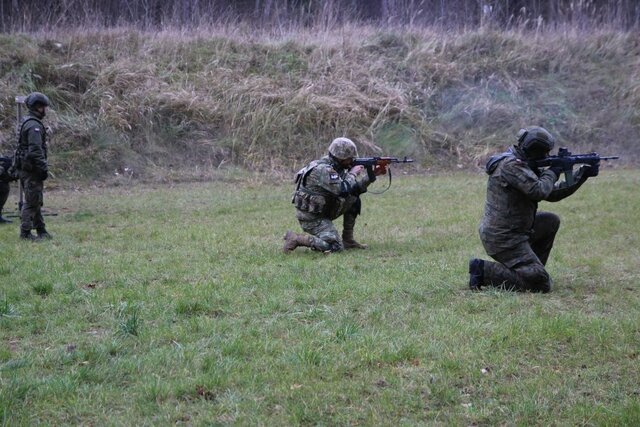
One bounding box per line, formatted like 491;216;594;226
0;27;637;179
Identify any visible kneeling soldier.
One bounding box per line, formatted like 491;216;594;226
283;137;386;253
470;126;599;292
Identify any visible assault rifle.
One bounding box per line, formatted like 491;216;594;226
352;156;414;193
353;156;414;168
4;210;58;219
533;147;619;185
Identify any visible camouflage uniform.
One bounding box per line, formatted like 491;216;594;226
17;107;50;239
476;145;590;292
289;155;374;252
0;156;12;223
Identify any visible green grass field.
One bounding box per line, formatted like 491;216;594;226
1;170;639;425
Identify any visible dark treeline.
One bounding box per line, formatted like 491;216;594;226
1;0;638;32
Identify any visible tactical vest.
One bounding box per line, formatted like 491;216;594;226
16;116;47;172
291;158;340;216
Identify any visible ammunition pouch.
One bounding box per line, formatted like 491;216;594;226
292;190;328;215
292;190;344;218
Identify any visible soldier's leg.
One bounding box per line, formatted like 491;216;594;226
530;211;560;266
484;242;552;293
32;185;50;239
300;218;343;252
342;197;367;249
19;177;41;239
0;182;11;223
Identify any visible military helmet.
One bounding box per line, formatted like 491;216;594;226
25;92;51;111
328;137;358;160
516;126;555;159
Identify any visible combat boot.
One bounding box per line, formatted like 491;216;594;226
342;212;367;249
20;230;37;241
36;228;52;240
342;228;367;249
469;258;485;291
283;230;313;253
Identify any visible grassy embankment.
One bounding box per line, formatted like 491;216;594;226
1;171;639;425
0;27;638;182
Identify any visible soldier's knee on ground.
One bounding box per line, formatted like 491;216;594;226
518;264;551;293
313;232;343;252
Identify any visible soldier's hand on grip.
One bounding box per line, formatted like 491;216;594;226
350;165;365;176
549;166;563;178
577;162;599;179
586;159;600;177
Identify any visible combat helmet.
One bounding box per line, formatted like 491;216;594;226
516;126;556;159
328;137;358;160
25;92;51;111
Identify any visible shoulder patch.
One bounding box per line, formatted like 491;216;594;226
329;173;339;180
34;128;41;132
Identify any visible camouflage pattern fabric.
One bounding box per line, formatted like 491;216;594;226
18;114;48;178
0;156;14;182
297;201;361;252
478;146;587;292
20;175;45;233
0;181;9;213
17;112;48;234
480;146;587;253
482;212;560;292
293;156;372;252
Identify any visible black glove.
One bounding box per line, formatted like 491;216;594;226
549;166;563;178
37;169;49;181
584;160;600;177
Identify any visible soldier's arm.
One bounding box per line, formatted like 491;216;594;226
314;165;369;197
500;159;558;202
545;170;590;202
25;125;48;173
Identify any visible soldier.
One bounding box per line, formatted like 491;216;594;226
15;92;52;241
283;137;386;253
0;155;14;223
469;126;599;293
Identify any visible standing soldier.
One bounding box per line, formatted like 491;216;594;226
15;92;52;241
283;137;386;253
469;126;599;293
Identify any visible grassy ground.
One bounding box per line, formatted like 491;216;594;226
1;169;638;425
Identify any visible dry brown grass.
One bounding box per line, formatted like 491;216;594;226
0;26;637;180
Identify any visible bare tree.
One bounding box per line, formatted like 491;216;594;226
0;0;637;32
